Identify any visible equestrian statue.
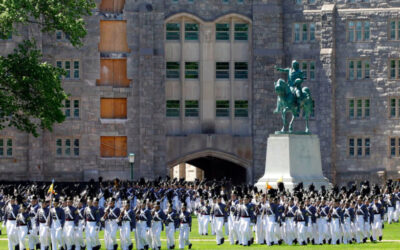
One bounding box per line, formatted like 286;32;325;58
273;60;314;134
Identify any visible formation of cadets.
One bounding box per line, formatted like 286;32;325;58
1;177;400;250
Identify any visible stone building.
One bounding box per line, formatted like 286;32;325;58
1;0;400;186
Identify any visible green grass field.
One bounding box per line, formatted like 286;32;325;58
1;217;399;249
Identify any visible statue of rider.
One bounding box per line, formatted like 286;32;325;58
274;60;304;113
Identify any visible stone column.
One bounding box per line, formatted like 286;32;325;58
251;0;284;183
178;163;186;179
319;4;337;184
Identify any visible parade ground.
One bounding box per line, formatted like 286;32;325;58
1;217;399;250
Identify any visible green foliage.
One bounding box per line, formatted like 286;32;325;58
0;40;67;136
0;0;95;136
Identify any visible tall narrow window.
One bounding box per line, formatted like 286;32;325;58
235;100;248;117
0;138;12;157
185;100;199;117
65;61;71;79
389;20;400;41
166;62;180;79
235;62;248;79
349;138;355;156
294;23;300;42
216;23;230;41
185;62;199;79
185;23;199;40
390;137;396;157
166;100;180;117
389;59;400;79
216;100;230;117
216;62;230;79
166;23;180;40
234;24;248;41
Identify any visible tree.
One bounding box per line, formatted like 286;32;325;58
0;0;95;136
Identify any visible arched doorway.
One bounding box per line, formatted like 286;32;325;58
187;156;246;184
169;150;249;184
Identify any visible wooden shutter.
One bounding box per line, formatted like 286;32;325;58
100;0;125;13
113;59;130;87
100;98;114;118
100;136;115;157
97;59;114;86
113;98;127;118
99;20;130;53
114;136;127;157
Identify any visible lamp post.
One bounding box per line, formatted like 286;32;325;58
129;153;135;181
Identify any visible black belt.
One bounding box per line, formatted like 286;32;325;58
86;220;96;222
241;216;250;218
215;215;224;217
66;219;74;221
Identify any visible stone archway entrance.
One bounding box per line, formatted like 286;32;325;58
168;150;250;184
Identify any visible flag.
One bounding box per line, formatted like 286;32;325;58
266;181;272;190
47;179;55;194
277;176;283;183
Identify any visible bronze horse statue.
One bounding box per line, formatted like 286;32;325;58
274;78;313;133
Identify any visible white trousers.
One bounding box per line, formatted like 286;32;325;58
388;207;395;224
28;224;39;250
330;218;341;244
197;214;203;235
104;220;118;250
255;216;264;244
75;222;85;250
297;222;306;244
63;221;75;249
165;223;175;248
228;216;239;244
355;215;365;243
50;222;64;250
120;221;133;250
136;221;149;250
6;220;18;250
214;217;225;244
317;218;329;244
285;218;295;245
371;214;382;241
17;225;28;250
39;223;50;250
239;217;251;245
342;218;352;244
264;215;276;245
85;221;98;250
151;221;162;249
179;223;191;249
201;215;210;235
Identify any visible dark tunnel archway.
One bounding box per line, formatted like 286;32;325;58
186;156;247;185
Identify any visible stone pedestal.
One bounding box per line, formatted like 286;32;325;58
255;134;331;192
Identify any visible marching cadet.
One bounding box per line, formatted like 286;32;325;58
178;204;192;250
4;196;19;250
275;197;285;245
317;198;330;245
151;201;166;250
254;195;265;244
28;196;40;250
385;193;396;224
194;197;204;235
200;199;211;236
364;197;372;243
305;198;317;244
264;197;277;246
135;201;152;250
84;197;101;250
75;197;86;250
342;201;354;244
212;195;227;245
164;203;178;250
394;188;400;222
370;196;384;242
227;194;239;245
355;196;368;243
284;198;297;245
295;201;308;245
102;197;120;250
210;196;216;236
63;197;76;250
118;200;135;250
37;199;50;250
239;195;254;246
49;198;65;250
329;199;343;245
16;204;31;250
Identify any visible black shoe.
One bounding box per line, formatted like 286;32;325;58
15;245;19;250
45;247;49;250
128;244;133;250
328;238;332;244
171;245;175;249
323;239;326;244
302;241;306;245
144;245;149;250
337;239;340;245
293;238;298;244
205;233;208;235
188;243;192;249
379;236;382;241
251;238;254;244
264;240;266;245
221;238;224;244
311;239;315;245
363;238;367;243
248;241;251;246
278;240;283;245
0;229;2;235
71;245;75;250
158;247;161;250
36;244;41;250
235;240;239;245
370;236;374;242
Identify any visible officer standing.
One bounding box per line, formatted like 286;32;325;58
151;201;166;250
28;196;40;250
178;204;192;250
63;196;76;250
84;197;101;250
164;203;178;250
118;200;135;250
37;199;50;250
16;204;31;250
212;195;227;245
